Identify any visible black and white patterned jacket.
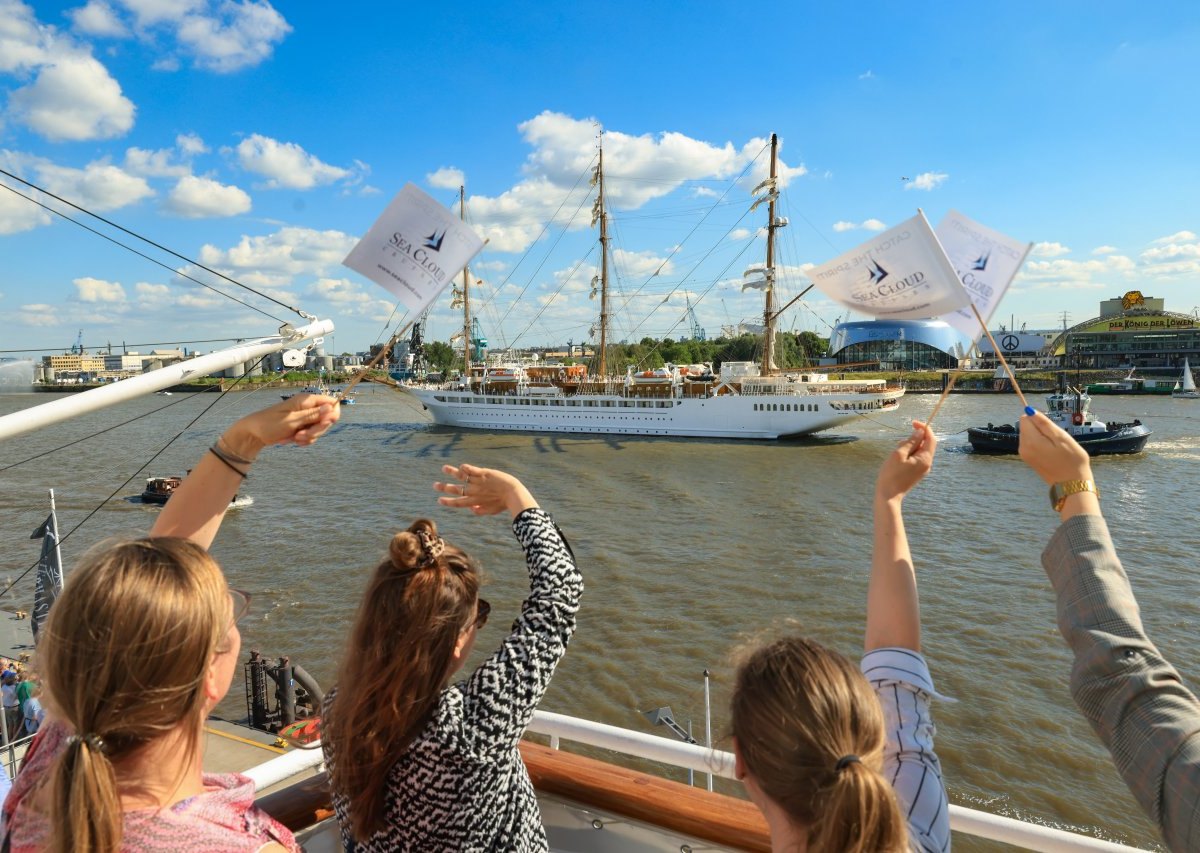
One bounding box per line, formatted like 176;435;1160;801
324;508;582;852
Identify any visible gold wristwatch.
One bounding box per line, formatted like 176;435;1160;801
1049;479;1099;511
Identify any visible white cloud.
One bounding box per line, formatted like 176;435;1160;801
35;158;153;210
473;259;507;272
175;0;292;72
1091;245;1118;255
176;132;208;154
198;226;358;287
0;0;54;73
164;174;251;217
427;167;465;190
8;54;135;141
833;218;886;232
74;276;126;302
118;0;205;26
858;70;874;79
1015;255;1137;291
18;304;63;327
1140;236;1200;278
903;171;948;191
1151;230;1196;245
1031;241;1071;258
234;134;351;189
613;248;673;280
729;228;753;240
68;1;129;37
135;281;170;297
467;112;807;253
124;145;191;177
0;184;52;234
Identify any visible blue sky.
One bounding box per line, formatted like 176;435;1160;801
2;0;1198;357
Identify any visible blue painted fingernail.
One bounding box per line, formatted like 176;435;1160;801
1024;406;1036;416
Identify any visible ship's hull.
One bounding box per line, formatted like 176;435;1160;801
967;423;1152;455
405;387;903;439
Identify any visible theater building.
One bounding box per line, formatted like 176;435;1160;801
1050;291;1200;368
827;319;962;370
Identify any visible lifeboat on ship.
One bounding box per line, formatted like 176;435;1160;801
629;366;675;385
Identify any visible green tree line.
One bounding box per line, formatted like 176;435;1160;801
421;332;830;375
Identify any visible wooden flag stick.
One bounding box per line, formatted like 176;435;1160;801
335;317;417;402
969;302;1030;409
925;369;963;427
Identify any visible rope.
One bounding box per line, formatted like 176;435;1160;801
1;360;268;600
0;172;301;322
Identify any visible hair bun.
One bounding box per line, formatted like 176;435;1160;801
389;520;441;571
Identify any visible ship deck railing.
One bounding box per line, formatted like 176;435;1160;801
246;710;1146;852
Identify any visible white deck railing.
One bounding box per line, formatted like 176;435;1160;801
244;710;1147;852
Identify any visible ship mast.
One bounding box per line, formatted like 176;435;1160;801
762;132;779;377
595;133;610;377
459;185;472;374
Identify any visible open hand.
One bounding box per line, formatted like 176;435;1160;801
1019;410;1092;485
434;464;538;518
876;420;937;503
224;394;341;457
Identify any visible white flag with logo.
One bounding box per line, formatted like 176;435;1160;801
935;210;1031;341
343;183;484;316
805;211;969;320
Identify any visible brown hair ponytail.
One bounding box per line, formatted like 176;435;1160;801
731;636;908;853
325;519;481;842
39;537;228;853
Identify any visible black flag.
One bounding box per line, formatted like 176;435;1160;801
30;513;63;644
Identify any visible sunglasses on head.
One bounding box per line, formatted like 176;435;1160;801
472;598;490;630
230;588;253;624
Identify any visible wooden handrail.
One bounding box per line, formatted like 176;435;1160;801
519;741;770;851
255;743;770;851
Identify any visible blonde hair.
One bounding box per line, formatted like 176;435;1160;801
731;636;908;853
325;518;481;842
38;537;229;853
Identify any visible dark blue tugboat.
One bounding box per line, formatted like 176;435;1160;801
968;389;1151;456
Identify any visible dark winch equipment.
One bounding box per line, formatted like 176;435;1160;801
244;650;323;734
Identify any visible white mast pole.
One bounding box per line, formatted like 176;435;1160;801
0;319;334;442
48;488;62;571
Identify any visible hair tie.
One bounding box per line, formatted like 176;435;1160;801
835;754;860;772
66;733;107;754
416;529;445;568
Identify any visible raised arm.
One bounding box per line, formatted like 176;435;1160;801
435;464;583;756
150;394;339;548
866;420;936;653
1020;411;1200;852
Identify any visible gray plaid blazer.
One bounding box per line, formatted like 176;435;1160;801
1043;514;1200;852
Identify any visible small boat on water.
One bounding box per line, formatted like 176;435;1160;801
140;476;253;508
1085;367;1174;395
1172;357;1199;399
967;389;1151;455
282;382;356;404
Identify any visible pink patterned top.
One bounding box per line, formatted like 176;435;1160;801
3;722;299;852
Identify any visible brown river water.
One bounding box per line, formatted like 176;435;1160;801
1;387;1198;851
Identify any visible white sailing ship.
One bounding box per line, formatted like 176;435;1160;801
1172;357;1198;399
403;134;904;439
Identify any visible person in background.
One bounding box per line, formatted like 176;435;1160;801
1019;410;1200;853
14;673;34;732
1;673;19;742
322;463;582;852
2;395;338;853
730;421;950;853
